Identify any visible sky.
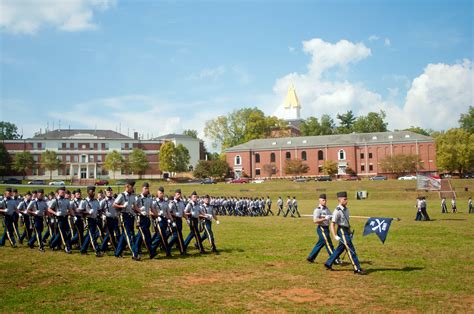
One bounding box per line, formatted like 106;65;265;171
0;0;472;148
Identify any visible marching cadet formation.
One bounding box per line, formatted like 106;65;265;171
0;181;224;260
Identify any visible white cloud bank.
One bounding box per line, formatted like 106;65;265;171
0;0;115;34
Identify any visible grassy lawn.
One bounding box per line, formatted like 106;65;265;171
0;180;473;312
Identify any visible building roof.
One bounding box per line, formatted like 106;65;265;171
31;129;131;140
153;133;200;141
225;131;434;152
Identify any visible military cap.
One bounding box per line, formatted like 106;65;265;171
76;189;82;194
337;191;347;198
125;180;135;186
204;194;210;199
12;188;18;193
158;186;164;193
37;189;44;193
319;193;327;199
32;190;37;194
5;188;12;192
142;182;149;188
57;186;66;191
191;191;197;196
105;186;113;192
87;185;96;192
65;190;71;194
25;191;32;196
175;188;182;194
98;189;103;194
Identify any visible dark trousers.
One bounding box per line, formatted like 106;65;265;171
441;204;448;213
71;216;85;246
200;220;216;251
50;216;71;251
184;218;204;253
415;210;423;221
277;205;284;216
0;215;16;246
308;226;335;261
28;216;44;249
469;204;473;213
20;214;33;242
101;217;120;251
134;216;155;258
12;212;21;239
420;207;430;221
168;218;185;254
151;218;170;255
115;213;135;257
325;227;361;271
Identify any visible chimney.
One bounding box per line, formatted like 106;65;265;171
134;131;138;140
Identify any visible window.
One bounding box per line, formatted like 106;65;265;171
369;153;373;159
104;143;109;150
97;155;102;162
255;153;260;163
287;141;292;144
74;143;78;150
301;151;307;161
318;150;324;161
89;155;95;162
361;165;365;171
369;164;373;171
234;155;241;165
272;167;277;175
318;165;323;173
338;149;346;160
285;152;291;160
93;143;98;150
58;142;63;149
66;155;70;162
255;169;261;176
270;153;276;163
81;155;86;163
360;153;364;159
66;167;70;176
73;155;79;162
121;143;130;150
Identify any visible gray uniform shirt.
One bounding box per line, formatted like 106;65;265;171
313;205;331;227
18;199;30;214
201;203;215;220
0;197;17;216
79;197;100;219
114;192;136;215
185;201;203;219
331;205;350;228
136;194;153;216
170;199;186;218
154;198;169;217
27;198;48;217
49;197;70;217
100;197;117;218
70;198;83;216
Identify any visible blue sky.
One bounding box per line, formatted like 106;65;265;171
0;0;472;145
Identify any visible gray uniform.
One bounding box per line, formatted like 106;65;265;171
100;197;117;218
0;197;17;216
170;199;186;218
154;198;169;217
136;194;153;216
17;199;30;214
201;203;215;220
70;198;83;217
185;201;203;219
79;198;100;219
49;197;70;217
313;205;331;227
27;198;48;216
331;205;350;228
114;192;136;215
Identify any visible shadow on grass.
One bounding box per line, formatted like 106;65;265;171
366;266;424;274
438;218;467;221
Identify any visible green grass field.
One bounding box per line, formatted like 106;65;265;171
1;180;473;312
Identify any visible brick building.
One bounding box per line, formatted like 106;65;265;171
225;131;437;178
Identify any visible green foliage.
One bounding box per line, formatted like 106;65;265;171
0;143;12;176
0;121;21;140
320;114;336;135
300;117;321;136
336;110;356;134
103;150;125;179
262;163;277;177
459;106;474;134
204;107;285;150
159;141;190;175
322;160;338;176
436;128;474;173
193;159;230;179
284;159;309;176
174;144;191;173
352;111;388;133
41;150;62;180
12;151;35;179
183;129;198;138
380;154;423;176
402;126;431;136
128;148;149;177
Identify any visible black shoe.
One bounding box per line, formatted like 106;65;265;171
65;248;72;254
324;264;333;271
150;252;157;259
38;247;45;252
306;258;314;264
81;251;87;255
28;244;34;249
334;259;342;265
95;251;104;257
115;254;123;259
132;255;141;261
354;269;367;275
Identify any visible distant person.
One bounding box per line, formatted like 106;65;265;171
441;197;447;214
276;197;284;216
468;197;472;214
420;197;430;221
415;197;423;221
451;197;457;213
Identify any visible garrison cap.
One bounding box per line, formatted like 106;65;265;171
25;191;32;196
87;185;96;192
6;188;12;192
204;194;210;199
175;188;182;194
32;190;37;194
142;182;149;188
191;191;197;196
319;193;327;199
57;186;66;191
125;180;135;186
65;190;71;194
337;191;347;198
12;188;18;193
158;186;164;193
37;189;44;193
105;187;113;192
98;189;103;194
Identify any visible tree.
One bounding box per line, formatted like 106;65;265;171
459;106;474;134
436;128;474;173
193;160;212;178
0;121;21;140
193;159;230;179
402;126;431;136
128;148;149;178
0;143;12;178
104;150;124;179
380;154;423;176
204;107;285;150
160;141;191;175
336;110;356;134
300;117;321;136
322;160;338;176
13;151;35;179
262;163;277;178
320;114;336;135
352;111;388;133
284;159;309;176
41;150;62;180
183;129;198;139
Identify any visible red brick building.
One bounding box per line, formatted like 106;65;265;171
225;131;437;178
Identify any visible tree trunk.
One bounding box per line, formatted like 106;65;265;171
49;170;52;180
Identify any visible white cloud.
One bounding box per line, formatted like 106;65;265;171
188;66;226;81
269;38;473;131
368;35;379;42
384;38;391;46
0;0;115;34
288;46;296;53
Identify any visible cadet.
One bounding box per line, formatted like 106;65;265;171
151;187;171;257
79;186;104;257
324;192;366;275
133;182;157;259
48;186;73;253
292;197;301;218
266;196;274;216
27;189;48;251
114;180;138;259
70;189;85;247
183;191;206;254
469;196;473;214
11;188;21;240
276;196;284;216
100;187;120;252
18;191;33;244
200;194;219;253
307;194;339;264
167;189;186;255
441;197;447;214
451;197;457;213
0;188;18;247
284;196;292;217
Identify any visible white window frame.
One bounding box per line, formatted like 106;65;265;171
234;155;242;166
338;149;346;161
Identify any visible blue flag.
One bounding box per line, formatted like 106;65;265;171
363;217;393;243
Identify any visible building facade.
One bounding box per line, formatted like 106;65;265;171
225;131;437;178
3;129;201;180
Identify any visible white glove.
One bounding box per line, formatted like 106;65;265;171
216;220;220;225
207;214;213;220
158;217;162;222
335;236;341;242
74;216;77;222
167;219;171;224
19;213;23;218
123;202;128;208
326;215;332;221
172;222;176;227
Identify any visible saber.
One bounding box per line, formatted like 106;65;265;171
2;215;15;247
